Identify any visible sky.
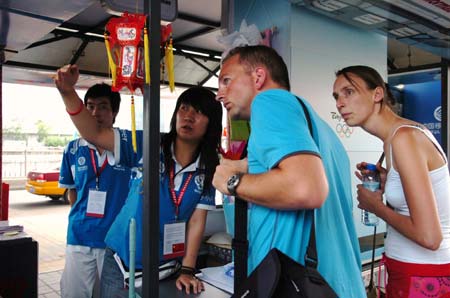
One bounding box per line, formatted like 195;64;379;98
3;83;76;134
2;83;185;135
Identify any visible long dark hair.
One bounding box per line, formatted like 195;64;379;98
161;87;222;193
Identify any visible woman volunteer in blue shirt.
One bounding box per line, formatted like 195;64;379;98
54;64;223;296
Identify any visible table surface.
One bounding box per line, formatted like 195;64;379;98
159;278;231;297
117;278;231;298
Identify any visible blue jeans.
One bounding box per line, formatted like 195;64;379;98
100;247;142;298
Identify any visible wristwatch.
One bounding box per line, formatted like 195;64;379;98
227;173;243;196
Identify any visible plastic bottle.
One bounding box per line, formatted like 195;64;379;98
361;163;380;226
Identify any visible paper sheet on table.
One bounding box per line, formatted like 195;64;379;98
196;263;234;294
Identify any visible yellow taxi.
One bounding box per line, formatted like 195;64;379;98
26;170;68;203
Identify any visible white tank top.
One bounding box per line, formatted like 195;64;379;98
384;125;450;264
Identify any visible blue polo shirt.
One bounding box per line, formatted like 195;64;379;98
59;138;131;248
105;129;215;268
247;89;365;298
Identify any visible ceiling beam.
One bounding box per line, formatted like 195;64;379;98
4;60;219;89
70;39;89;65
365;0;449;34
3;60;108;77
25;35;68;50
173;26;217;44
173;44;221;61
388;63;442;75
198;64;220;86
177;13;221;28
186;55;218;77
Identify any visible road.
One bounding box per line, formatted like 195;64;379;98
8;189;70;273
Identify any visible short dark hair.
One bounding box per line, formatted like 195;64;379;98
223;45;291;91
83;83;121;114
335;65;396;107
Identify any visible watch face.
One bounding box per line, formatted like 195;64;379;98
227;173;241;196
227;174;239;187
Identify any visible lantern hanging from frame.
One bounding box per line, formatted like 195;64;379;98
104;12;174;152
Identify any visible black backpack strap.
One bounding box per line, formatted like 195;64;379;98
233;197;248;292
233;141;249;292
295;97;318;269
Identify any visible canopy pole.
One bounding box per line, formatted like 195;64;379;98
142;0;161;297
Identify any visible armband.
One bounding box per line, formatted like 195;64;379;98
66;100;84;116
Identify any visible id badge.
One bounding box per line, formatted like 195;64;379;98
86;189;107;218
163;221;186;260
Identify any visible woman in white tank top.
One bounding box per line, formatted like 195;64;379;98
333;65;450;298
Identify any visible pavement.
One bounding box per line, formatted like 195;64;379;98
37;232;65;298
39;270;63;298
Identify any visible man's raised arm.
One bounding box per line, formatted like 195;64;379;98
55;64;115;151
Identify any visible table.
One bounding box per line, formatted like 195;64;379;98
119;275;232;297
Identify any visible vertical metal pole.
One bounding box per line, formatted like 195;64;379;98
441;59;449;159
143;0;161;297
129;218;136;298
0;50;3;207
1;5;10;216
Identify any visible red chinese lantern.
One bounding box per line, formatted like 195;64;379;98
104;12;173;151
105;12;147;94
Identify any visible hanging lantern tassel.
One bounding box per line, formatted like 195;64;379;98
131;95;137;153
144;27;150;85
165;36;175;92
104;33;117;87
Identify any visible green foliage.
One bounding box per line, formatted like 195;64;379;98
3;120;26;140
3;119;72;147
36;120;51;143
44;136;71;147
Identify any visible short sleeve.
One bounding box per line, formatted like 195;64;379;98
196;186;216;210
249;90;319;170
59;141;75;188
114;128;144;168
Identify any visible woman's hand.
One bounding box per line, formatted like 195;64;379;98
175;273;204;294
355;161;387;192
356;184;384;214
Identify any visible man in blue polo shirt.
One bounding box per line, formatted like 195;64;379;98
213;46;365;297
58;84;131;298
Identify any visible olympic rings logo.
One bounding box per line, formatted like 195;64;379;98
336;123;353;138
331;112;353;138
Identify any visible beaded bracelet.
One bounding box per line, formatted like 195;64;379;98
179;265;195;276
66;100;84;116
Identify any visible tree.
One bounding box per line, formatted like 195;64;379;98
44;136;71;147
3;119;26;140
36;120;51;143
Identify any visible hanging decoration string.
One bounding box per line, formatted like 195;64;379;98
144;27;150;84
130;95;137;152
104;33;117;86
165;34;175;92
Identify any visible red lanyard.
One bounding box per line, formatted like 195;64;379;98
169;166;193;219
90;149;108;190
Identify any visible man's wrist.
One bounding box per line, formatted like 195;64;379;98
227;172;244;196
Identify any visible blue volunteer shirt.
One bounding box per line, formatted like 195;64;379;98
59;138;131;248
105;129;215;268
247;89;365;298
